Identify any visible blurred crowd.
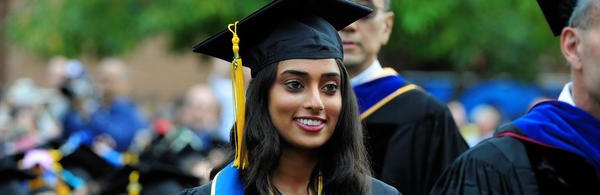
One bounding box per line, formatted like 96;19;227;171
447;101;502;147
447;96;546;148
0;56;238;194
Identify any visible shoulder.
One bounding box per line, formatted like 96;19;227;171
459;133;530;168
431;129;539;194
400;88;449;112
370;177;400;195
366;86;454;125
179;182;211;195
381;84;449;115
440;127;536;181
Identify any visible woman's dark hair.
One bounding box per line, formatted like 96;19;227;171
211;59;371;194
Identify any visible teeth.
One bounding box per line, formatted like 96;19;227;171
297;119;323;126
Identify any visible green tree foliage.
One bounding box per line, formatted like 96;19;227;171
388;0;564;81
4;0;563;81
4;0;268;58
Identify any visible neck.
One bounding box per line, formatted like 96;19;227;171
271;146;318;195
348;58;376;78
572;74;600;119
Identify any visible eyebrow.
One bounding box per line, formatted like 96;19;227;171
281;70;309;77
280;70;340;78
321;72;340;78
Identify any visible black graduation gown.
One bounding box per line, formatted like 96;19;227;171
0;155;35;195
431;124;600;194
179;176;400;195
362;86;468;195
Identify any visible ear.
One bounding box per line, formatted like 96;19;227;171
561;27;583;71
381;11;395;45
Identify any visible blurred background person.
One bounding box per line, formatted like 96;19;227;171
447;100;468;130
0;78;61;156
447;100;480;147
59;59;97;150
40;56;70;123
207;58;234;142
139;90;227;187
183;84;222;147
89;58;149;153
142;83;226;163
462;103;502;147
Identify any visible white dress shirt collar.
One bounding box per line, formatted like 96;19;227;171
558;82;576;106
350;60;384;86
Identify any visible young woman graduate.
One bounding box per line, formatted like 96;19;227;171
179;0;399;194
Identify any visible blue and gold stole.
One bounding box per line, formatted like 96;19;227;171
513;100;600;171
353;73;418;119
211;162;324;194
211;162;244;195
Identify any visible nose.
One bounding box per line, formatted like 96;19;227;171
305;86;324;113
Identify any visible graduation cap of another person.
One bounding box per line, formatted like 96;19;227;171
0;153;35;181
192;0;371;169
99;162;200;195
0;154;35;195
58;145;117;180
537;0;578;36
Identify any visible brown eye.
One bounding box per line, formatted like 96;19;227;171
285;81;303;90
322;83;338;94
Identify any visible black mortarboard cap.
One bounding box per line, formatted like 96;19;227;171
193;0;372;77
0;154;35;182
537;0;578;36
59;145;117;180
0;154;35;195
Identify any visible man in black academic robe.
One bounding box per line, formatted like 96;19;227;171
431;0;600;194
339;0;469;194
431;102;600;194
353;71;468;195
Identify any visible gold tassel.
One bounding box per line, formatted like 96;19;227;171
127;171;142;195
123;152;139;166
228;21;247;169
49;149;71;195
123;152;141;194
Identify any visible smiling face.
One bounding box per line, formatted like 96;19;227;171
268;59;342;150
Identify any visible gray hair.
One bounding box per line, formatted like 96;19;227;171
568;0;600;29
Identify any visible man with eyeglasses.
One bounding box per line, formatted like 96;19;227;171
338;0;468;194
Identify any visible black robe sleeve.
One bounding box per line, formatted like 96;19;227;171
365;89;468;195
370;177;401;195
430;135;539;194
432;124;600;195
